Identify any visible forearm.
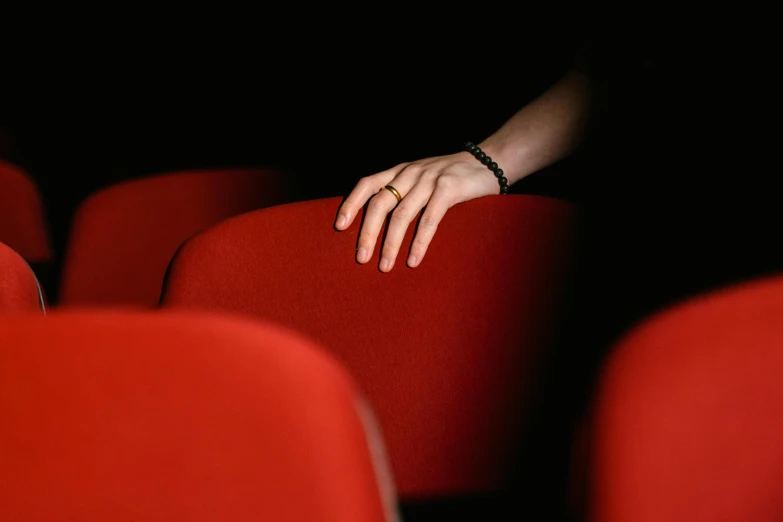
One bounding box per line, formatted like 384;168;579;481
479;67;594;184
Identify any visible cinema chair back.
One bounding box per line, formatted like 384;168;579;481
589;275;783;521
0;160;52;264
0;311;397;522
0;241;45;313
161;195;577;497
59;168;289;307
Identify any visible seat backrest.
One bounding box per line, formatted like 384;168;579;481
0;241;45;313
161;195;577;497
0;311;396;522
589;275;783;522
0;160;52;264
59;168;289;307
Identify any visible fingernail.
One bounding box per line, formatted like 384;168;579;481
336;214;347;229
357;247;367;263
380;258;391;271
407;255;417;267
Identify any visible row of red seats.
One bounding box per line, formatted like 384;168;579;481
0;160;289;306
4;236;783;520
1;182;578;507
4;158;783;519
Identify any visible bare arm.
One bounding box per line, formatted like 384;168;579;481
480;67;594;184
336;67;595;272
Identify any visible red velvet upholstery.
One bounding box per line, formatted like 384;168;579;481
0;311;396;522
0;160;52;264
0;241;44;313
59;168;289;307
589;275;783;522
161;195;577;497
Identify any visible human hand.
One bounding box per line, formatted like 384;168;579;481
335;151;500;272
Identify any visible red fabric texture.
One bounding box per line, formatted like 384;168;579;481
0;311;393;522
590;274;783;522
161;195;577;497
59;168;290;307
0;241;43;313
0;160;52;263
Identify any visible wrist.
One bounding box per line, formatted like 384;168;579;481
463;142;509;195
478;139;524;184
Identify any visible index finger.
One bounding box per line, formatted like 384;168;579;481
335;165;407;230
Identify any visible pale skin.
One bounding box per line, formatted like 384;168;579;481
335;67;594;272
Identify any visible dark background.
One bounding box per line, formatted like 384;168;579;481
1;6;777;520
0;15;586;515
1;7;587;269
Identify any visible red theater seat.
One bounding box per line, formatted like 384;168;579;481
59;168;289;307
161;195;577;498
0;241;45;313
589;274;783;522
0;311;396;522
0;160;52;264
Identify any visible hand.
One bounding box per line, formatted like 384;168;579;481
335;151;500;272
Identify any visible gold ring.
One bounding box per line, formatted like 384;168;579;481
384;185;402;203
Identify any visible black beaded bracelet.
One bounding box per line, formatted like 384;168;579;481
464;142;509;194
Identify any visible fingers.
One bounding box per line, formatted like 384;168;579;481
335;164;407;230
378;176;435;272
356;168;418;265
339;155;467;272
406;180;453;268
